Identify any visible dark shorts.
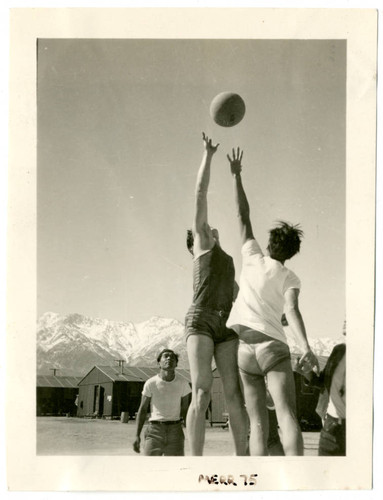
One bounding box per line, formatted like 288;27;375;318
318;414;346;456
144;421;184;456
185;306;238;344
237;331;291;377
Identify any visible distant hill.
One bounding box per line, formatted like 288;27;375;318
37;312;344;376
37;312;188;375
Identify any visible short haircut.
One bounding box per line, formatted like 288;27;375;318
186;229;194;255
268;221;303;262
157;349;179;364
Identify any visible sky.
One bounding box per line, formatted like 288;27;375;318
37;38;346;339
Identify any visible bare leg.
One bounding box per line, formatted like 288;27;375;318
214;339;248;456
267;409;285;456
240;371;269;455
266;359;303;456
186;335;214;456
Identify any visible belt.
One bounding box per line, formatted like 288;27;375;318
189;305;231;318
149;420;182;425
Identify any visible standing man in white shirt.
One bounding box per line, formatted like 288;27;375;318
226;147;319;456
133;349;191;456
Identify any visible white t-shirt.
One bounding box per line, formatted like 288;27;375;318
142;374;191;422
227;238;301;344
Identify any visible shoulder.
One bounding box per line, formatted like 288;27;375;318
142;376;157;396
145;375;158;387
194;241;229;262
329;343;346;360
192;224;215;257
193;246;214;262
214;245;233;261
176;376;192;394
174;374;189;386
284;268;301;288
333;342;346;353
241;238;263;258
173;374;185;384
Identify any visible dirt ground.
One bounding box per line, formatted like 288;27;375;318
37;417;319;456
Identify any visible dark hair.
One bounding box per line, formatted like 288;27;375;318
267;221;303;262
157;349;179;364
186;229;194;255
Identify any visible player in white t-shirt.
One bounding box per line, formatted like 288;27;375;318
226;147;319;456
133;349;191;456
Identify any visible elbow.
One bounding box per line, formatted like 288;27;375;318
137;405;147;417
285;305;300;318
237;211;250;223
195;187;208;198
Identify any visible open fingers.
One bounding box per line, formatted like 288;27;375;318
229;147;243;161
202;132;212;145
203;132;219;150
299;351;318;372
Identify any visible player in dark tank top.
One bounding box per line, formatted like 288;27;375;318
191;243;235;311
184;133;248;456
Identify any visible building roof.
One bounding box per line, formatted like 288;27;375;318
37;375;83;388
78;366;191;385
48;354;329;388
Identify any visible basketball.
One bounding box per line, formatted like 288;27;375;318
209;92;246;127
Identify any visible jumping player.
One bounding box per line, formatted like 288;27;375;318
226;147;319;456
184;133;248;456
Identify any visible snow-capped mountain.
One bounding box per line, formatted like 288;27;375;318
284;328;344;357
37;312;344;376
37;312;188;375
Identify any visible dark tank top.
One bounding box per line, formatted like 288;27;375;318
191;244;235;312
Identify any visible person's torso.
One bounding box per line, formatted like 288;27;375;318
191;244;234;311
148;375;187;421
228;255;292;342
327;354;346;420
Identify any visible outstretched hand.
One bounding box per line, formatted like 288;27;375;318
227;147;243;175
202;132;219;155
298;349;320;375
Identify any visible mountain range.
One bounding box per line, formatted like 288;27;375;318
37;312;344;376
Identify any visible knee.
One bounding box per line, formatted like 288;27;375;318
224;381;243;404
191;386;211;413
219;371;241;398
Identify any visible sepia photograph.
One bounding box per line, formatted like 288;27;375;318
6;5;379;494
36;36;347;458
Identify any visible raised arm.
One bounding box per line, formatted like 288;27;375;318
227;148;254;244
284;288;319;374
133;395;151;453
192;133;219;257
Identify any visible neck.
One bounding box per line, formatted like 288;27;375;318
269;254;284;265
159;369;175;382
